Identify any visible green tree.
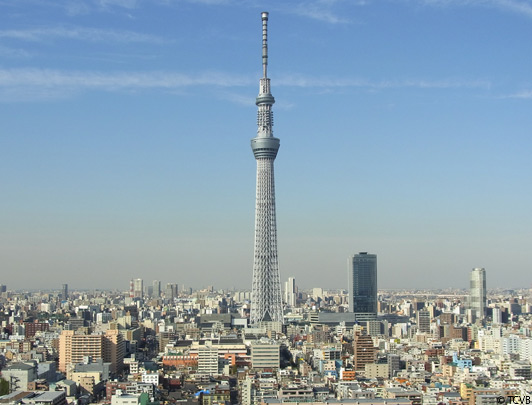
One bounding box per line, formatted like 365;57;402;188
0;378;9;395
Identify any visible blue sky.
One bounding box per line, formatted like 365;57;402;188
1;0;532;291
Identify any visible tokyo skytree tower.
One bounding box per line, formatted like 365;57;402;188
250;12;283;325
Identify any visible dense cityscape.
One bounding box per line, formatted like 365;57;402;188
2;6;532;405
0;277;532;404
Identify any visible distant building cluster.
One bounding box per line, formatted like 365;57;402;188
0;269;531;404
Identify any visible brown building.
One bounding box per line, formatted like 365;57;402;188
162;353;198;369
450;325;468;341
25;321;50;338
353;333;376;371
439;313;455;325
27;379;49;391
424;348;444;362
59;329;125;374
383;388;422;405
469;388;517;405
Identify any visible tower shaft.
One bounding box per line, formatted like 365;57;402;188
250;12;282;325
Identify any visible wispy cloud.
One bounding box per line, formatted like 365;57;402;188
181;0;235;4
96;0;139;8
279;0;360;24
0;45;32;58
0;68;252;88
0;0;89;17
221;92;255;106
414;0;532;18
503;89;532;98
493;0;532;17
64;0;91;15
290;4;348;24
0;27;166;44
0;68;491;102
277;74;491;90
0;0;358;22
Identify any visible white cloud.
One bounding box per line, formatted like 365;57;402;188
0;27;166;44
0;0;92;17
0;68;252;94
184;0;234;4
0;45;32;58
290;4;348;24
278;0;362;24
493;0;532;17
504;89;532;98
0;68;492;102
276;73;491;89
96;0;139;9
65;1;91;15
221;92;255;106
413;0;532;18
144;0;236;5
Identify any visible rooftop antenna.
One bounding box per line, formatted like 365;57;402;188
261;11;268;78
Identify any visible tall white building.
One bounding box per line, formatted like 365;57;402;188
251;340;280;370
284;277;297;307
198;343;219;375
132;278;143;299
492;307;502;324
470;268;487;319
502;334;521;356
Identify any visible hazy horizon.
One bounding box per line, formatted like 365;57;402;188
2;0;532;291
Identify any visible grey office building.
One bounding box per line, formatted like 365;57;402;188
348;252;377;317
62;284;68;300
470;267;487;319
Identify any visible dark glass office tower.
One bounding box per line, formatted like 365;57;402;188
348;252;377;316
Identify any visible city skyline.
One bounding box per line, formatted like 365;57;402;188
2;1;532;290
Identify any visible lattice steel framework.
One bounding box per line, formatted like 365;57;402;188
250;12;283;325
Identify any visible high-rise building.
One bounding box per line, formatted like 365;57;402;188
417;310;431;334
59;329;125;374
353;332;376;371
62;283;68;300
25;321;49;338
284;277;297;308
387;354;400;378
197;342;219;375
165;283;177;300
348;252;377;317
250;12;282;325
152;280;161;298
366;320;384;337
492;307;502;324
132;278;143;299
251;341;280;369
470;267;487;319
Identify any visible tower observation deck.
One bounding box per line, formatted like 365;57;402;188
250;12;283;325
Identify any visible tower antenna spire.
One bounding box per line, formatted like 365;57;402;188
250;12;282;327
261;11;268;78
